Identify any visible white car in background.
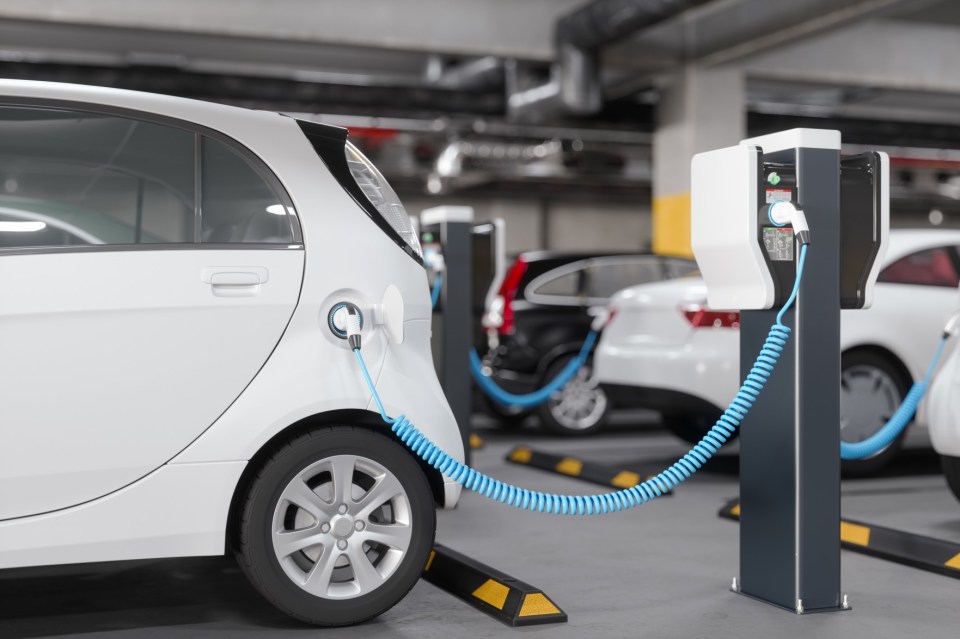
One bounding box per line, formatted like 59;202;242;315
0;80;462;627
596;229;960;473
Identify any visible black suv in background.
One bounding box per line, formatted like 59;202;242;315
479;251;697;435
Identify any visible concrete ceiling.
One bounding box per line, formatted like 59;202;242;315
1;0;959;201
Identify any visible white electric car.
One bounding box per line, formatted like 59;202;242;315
0;80;464;627
596;229;960;473
926;292;960;504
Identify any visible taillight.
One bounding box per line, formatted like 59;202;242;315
681;303;740;329
497;257;528;335
604;305;618;328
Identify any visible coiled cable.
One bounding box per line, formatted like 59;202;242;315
840;337;946;460
469;331;599;409
352;245;808;514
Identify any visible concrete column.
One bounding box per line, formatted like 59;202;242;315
653;66;745;256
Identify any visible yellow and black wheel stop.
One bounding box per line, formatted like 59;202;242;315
720;499;960;579
422;544;567;626
469;433;485;450
506;446;673;495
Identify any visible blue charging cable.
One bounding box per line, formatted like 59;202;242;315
350;244;808;515
433;263;597;408
430;272;443;309
840;337;946;460
469;331;599;409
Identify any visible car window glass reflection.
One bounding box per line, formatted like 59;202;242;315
0;106;195;248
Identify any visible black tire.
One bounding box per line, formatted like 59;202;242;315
235;427;435;627
840;350;911;476
942;455;960;504
661;412;730;445
481;394;531;429
536;354;609;436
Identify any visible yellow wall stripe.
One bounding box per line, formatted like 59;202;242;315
518;593;562;617
610;471;640;488
652;193;693;258
840;522;871;547
555;458;583;477
945;553;960;570
424;550;436;572
472;579;510;610
509;448;532;463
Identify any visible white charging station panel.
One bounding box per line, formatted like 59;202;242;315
691;144;775;311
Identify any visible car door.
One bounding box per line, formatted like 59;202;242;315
0;104;304;519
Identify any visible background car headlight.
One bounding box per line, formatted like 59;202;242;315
345;141;422;259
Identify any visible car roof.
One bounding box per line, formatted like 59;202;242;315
885;228;960;262
515;250;689;263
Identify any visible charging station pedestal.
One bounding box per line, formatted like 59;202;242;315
738;131;842;614
692;129;889;614
422;206;474;464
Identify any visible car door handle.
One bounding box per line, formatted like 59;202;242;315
201;267;268;297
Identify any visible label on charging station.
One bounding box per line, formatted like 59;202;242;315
763;227;794;261
765;189;792;204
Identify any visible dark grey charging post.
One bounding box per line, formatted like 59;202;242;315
422;206;474;464
734;129;886;614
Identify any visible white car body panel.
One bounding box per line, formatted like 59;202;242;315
928;338;960;457
0;462;245;569
0;81;462;568
597;230;960;432
0;250;303;519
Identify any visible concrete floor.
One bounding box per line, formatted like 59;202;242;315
2;413;958;639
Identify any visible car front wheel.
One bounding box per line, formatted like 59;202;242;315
537;355;609;436
235;427;435;627
840;350;911;475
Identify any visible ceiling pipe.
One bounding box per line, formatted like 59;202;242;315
429;56;505;91
509;0;715;120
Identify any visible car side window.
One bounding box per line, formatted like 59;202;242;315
530;270;581;298
0;106;195;248
201;136;296;243
878;247;960;287
585;258;665;299
664;258;698;279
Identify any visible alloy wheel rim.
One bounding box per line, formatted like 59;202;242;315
548;364;607;430
840;364;902;448
271;454;412;600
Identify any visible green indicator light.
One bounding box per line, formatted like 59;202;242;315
767;172;781;186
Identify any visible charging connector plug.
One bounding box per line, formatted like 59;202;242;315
943;311;960;339
769;201;810;246
346;306;362;350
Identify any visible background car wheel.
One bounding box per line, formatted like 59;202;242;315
481;394;531;429
661;412;729;445
840;350;911;475
236;427;435;627
943;455;960;504
537;354;609;436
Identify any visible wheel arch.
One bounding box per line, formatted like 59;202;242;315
224;409;445;551
536;340;585;377
842;343;915;388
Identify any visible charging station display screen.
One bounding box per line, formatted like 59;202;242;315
763;227;794;261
